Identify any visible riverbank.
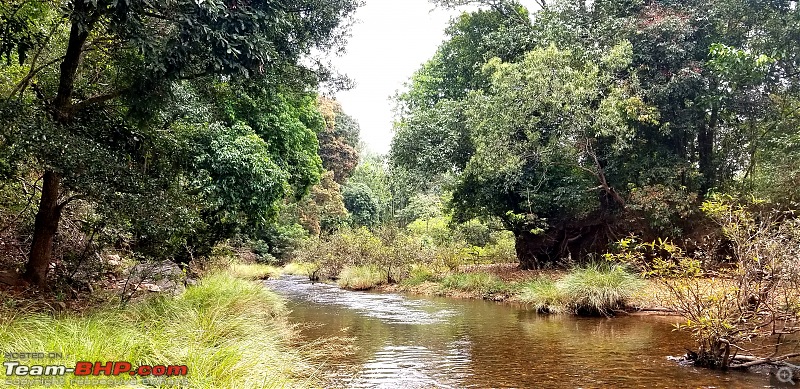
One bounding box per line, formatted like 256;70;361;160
285;262;679;315
0;266;316;389
384;264;677;314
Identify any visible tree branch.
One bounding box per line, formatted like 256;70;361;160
70;89;126;112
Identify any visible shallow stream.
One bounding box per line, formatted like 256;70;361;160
266;276;778;388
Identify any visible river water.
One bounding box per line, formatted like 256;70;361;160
265;276;778;388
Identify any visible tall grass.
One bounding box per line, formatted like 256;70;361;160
0;273;313;388
401;264;441;286
439;272;507;295
283;261;319;279
518;279;565;314
228;263;281;280
337;265;386;290
558;264;644;316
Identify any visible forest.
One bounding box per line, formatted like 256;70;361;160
1;0;800;387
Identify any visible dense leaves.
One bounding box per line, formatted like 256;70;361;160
390;0;800;268
0;0;360;284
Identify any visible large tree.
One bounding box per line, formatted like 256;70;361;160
0;0;359;286
394;0;800;268
390;2;534;201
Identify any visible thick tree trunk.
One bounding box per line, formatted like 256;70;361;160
515;230;558;270
24;171;63;287
22;5;96;288
514;217;612;270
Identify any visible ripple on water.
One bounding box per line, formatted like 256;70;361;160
265;276;455;325
336;342;473;389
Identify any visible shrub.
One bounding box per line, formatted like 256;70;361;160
337;265;386;290
557;264;643;316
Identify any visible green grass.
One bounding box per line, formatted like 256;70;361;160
401;264;440;286
518;278;566;314
283;261;318;278
439;272;508;295
228;263;281;280
0;273;314;388
557;264;644;316
337;265;386;290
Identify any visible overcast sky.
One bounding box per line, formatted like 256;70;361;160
329;0;539;155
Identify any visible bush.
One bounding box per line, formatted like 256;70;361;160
557;264;643;316
337;265;386;290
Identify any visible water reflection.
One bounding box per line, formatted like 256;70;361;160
266;276;773;388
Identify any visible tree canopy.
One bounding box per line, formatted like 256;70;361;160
0;0;360;285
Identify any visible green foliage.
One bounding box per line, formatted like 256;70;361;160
342;182;380;227
605;237;703;278
452;43;638;235
347;153;393;222
390;4;533;201
627;185;700;237
0;0;360;280
401;264;442;286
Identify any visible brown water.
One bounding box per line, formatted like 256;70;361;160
265;276;780;388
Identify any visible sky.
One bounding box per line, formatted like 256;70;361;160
329;0;539;155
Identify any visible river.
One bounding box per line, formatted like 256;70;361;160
265;276;778;388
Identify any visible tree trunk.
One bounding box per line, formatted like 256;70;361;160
24;170;63;287
698;104;719;196
514;229;559;270
514;217;611;270
22;5;95;288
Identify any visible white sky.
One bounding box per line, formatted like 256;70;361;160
329;0;539;155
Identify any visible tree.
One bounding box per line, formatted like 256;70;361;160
317;96;361;183
297;170;349;237
452;43;645;269
390;3;534;201
347;153;394;223
0;0;359;286
342;182;380;228
395;0;800;269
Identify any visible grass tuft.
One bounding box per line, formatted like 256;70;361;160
337;265;386;290
439;272;507;295
517;278;565;314
557;264;644;316
283;261;318;278
0;273;313;388
228;263;281;280
401;264;441;286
